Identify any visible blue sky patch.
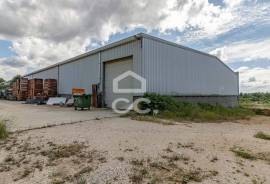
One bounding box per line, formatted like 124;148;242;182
0;40;15;58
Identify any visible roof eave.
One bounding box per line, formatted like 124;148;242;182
23;34;142;77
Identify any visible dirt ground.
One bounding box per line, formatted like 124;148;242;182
0;101;270;184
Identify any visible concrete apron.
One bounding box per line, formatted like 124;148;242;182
0;101;119;133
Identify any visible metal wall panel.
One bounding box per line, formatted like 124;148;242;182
104;58;133;108
100;40;142;92
24;40;142;96
142;38;238;96
59;54;100;94
23;36;238;98
31;67;58;80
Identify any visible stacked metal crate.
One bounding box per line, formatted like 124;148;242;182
44;79;57;98
16;78;28;101
28;79;43;99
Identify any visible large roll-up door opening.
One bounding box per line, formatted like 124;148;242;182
104;58;133;109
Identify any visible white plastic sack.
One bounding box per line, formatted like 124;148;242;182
46;97;67;105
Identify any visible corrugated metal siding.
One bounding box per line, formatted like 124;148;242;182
24;40;142;95
59;54;100;94
142;38;238;96
104;58;133;108
23;36;237;97
27;67;58;80
100;40;142;91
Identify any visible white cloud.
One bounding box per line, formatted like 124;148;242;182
0;0;167;41
236;67;270;93
0;0;269;83
0;61;28;80
0;0;168;79
177;0;270;43
161;0;236;35
209;39;270;63
224;0;244;7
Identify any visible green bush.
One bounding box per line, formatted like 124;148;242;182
254;132;270;140
0;120;8;139
240;93;270;104
141;93;180;112
140;93;253;122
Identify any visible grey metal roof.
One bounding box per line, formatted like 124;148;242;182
24;33;235;77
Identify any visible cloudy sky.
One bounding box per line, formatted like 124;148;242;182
0;0;269;93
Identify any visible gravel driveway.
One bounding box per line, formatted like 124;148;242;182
0;100;270;184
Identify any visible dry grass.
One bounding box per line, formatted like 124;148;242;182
129;158;218;184
256;152;270;163
231;146;270;163
210;156;218;163
0;136;107;183
0;119;8;139
116;156;125;162
254;132;270;140
129;114;176;125
45;142;87;161
128;144;218;184
14;167;34;181
230;147;257;160
75;177;87;184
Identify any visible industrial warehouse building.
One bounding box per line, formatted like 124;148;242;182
24;33;239;107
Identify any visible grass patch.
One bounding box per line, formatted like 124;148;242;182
254;132;270;140
135;93;254;122
251;108;270;116
129;114;176;125
129;147;218;184
129;158;218;184
14;167;34;181
230;147;257;160
240;93;270;115
75;177;87;184
0;138;106;182
0;119;8;139
256;152;270;163
240;93;270;107
44;142;86;161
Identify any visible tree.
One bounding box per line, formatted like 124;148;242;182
0;78;4;84
9;75;21;85
0;78;6;90
0;75;21;90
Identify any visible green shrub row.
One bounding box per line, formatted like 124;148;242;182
140;93;253;122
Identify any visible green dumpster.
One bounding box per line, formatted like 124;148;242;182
73;94;91;110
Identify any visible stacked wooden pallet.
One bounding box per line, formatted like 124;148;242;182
12;81;17;97
28;79;43;99
44;79;57;97
16;78;28;101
